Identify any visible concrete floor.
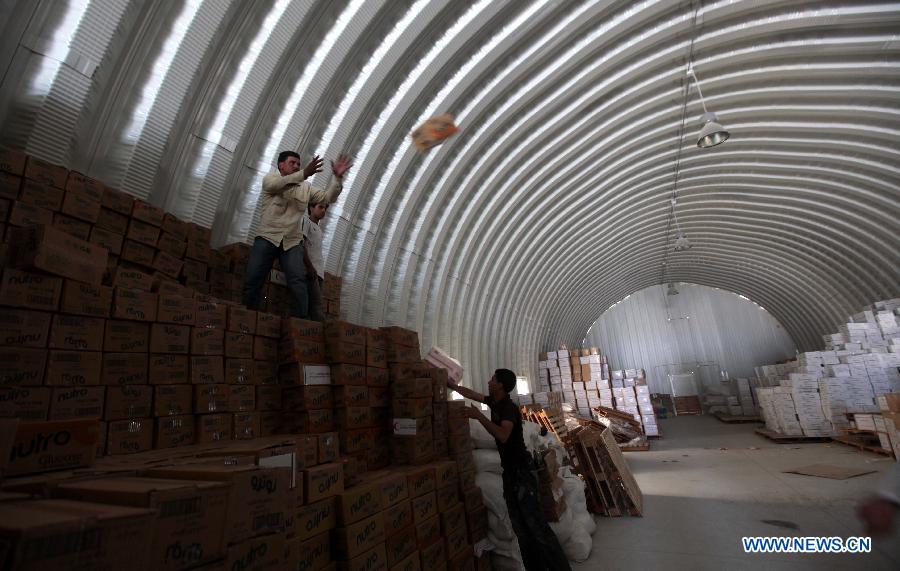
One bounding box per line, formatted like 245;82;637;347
573;415;900;571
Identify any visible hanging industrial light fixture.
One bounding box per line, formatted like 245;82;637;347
689;66;729;148
670;198;692;252
667;282;680;296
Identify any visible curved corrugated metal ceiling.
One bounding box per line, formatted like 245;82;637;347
1;0;898;388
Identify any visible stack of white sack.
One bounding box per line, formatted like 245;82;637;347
470;418;595;569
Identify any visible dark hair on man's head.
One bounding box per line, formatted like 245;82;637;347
495;369;517;394
277;151;301;164
308;201;329;214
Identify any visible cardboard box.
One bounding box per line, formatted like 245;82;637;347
149;323;191;354
455;452;475;475
411;491;437;525
334;385;370;407
342;543;388;571
88;226;124;256
194;384;229;414
103;320;150;352
329;364;366;386
9;226;108;285
96;210;130;238
4;419;99;475
328;340;366;366
435;484;459;513
44;350;102;386
112;266;154;291
131;200;166;226
390;551;420;571
341;428;375;454
60;280;112;317
334;513;385;560
445;522;469;559
0;268;62;311
391;379;432;400
126;217;160;246
19;180;65;211
223;532;284;571
291;531;331;571
279;338;326;365
153;384;193;416
366;327;388;350
104;384;152;420
392;417;432;436
61;188;101;223
106;418;153;454
191;356;224;384
8;201;53;227
225;358;255;385
154;415;195;449
113;288;158;321
336;481;383;526
439;503;466;535
194;300;226;330
226;306;257;334
255;312;281;338
385;524;418;567
386;346;420;364
157;231;187;258
367;347;388;369
254;336;277;361
283;386;333;410
392;399;432;418
196;413;231;444
53;212;93;240
368;470;409;508
101;352;148;385
414;514;440;549
24;155;67;188
315;433;337;464
381;327;418;349
0;498;155;571
192;327;224;355
233;411;260;439
405;466;435;498
367;367;389;387
224;331;253;359
149;354;190;385
0;308;52;348
256;385;282;411
147;464;290;544
308;409;334;433
305;462;344;503
65;171;104;201
49;386;104;420
0;171;21;199
229;384;256;412
49;314;104;351
0;386;51;421
295;497;337;541
0;148;27;175
55;476;228;571
336;406;372;430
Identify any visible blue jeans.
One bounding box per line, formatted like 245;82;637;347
241;237;309;318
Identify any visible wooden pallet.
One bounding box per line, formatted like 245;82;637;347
714;413;762;424
831;434;893;457
619;443;650;452
569;426;643;517
754;428;831;444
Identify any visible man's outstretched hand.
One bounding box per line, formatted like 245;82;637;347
462;404;484;421
303;155;324;179
332;154;353;177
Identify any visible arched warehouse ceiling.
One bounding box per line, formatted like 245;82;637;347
1;0;898;387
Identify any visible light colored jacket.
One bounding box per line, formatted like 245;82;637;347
257;171;342;250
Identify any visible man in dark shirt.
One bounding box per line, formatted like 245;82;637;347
447;369;571;571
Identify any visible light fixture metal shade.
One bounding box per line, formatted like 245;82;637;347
697;112;729;148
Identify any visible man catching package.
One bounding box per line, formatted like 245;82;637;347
447;369;571;571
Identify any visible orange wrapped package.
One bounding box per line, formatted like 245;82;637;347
411;114;458;151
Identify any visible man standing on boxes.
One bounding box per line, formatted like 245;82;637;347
241;151;351;317
448;369;571;571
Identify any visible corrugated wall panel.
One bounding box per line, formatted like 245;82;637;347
584;283;797;394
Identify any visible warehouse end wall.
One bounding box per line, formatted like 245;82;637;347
584;283;796;395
